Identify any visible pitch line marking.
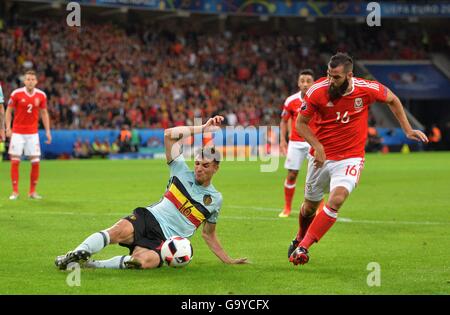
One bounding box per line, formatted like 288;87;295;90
227;205;449;225
2;209;449;226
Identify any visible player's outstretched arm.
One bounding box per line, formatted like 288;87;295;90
202;221;248;264
164;115;224;163
385;89;428;143
296;114;326;167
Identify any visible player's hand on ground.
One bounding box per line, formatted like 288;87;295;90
280;141;288;156
406;130;429;143
228;257;249;264
203;115;224;132
6;128;12;138
313;145;326;168
45;131;52;144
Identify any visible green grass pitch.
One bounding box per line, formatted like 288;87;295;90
0;152;449;294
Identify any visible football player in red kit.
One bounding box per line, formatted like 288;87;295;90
288;53;428;265
279;69;316;218
5;70;52;200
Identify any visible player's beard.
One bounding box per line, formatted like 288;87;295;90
328;78;350;101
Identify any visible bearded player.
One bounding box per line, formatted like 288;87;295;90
279;69;316;218
288;53;428;265
5;70;52;200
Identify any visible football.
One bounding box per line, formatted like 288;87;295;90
160;236;193;267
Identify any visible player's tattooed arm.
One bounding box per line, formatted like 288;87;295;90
385;89;428;143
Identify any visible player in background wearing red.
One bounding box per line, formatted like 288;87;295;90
288;53;428;265
5;71;52;200
279;69;316;218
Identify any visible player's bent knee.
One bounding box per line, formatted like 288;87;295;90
106;219;134;244
132;250;161;269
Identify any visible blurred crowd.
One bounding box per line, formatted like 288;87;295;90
73;126;150;158
0;18;447;130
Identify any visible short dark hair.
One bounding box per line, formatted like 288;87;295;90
329;52;353;72
24;70;37;77
299;69;315;79
195;146;221;165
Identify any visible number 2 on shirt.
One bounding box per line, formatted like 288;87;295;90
27;104;33;113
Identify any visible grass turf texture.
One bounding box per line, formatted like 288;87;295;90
0;152;449;294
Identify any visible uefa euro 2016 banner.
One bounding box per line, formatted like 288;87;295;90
362;61;450;100
71;0;450;17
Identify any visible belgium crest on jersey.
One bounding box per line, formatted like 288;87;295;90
203;194;212;206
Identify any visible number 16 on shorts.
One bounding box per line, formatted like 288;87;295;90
344;160;364;186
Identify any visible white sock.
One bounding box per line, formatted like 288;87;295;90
88;255;131;269
74;230;110;254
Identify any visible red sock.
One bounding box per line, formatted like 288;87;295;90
299;204;338;249
283;179;296;212
30;159;40;195
11;159;20;194
295;204;317;242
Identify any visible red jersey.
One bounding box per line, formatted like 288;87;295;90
8;87;47;134
281;91;316;142
300;77;388;160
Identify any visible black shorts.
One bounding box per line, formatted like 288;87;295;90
120;207;166;267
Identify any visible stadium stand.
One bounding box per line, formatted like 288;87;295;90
0;1;449;156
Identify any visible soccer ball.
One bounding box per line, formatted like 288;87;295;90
160;236;193;267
